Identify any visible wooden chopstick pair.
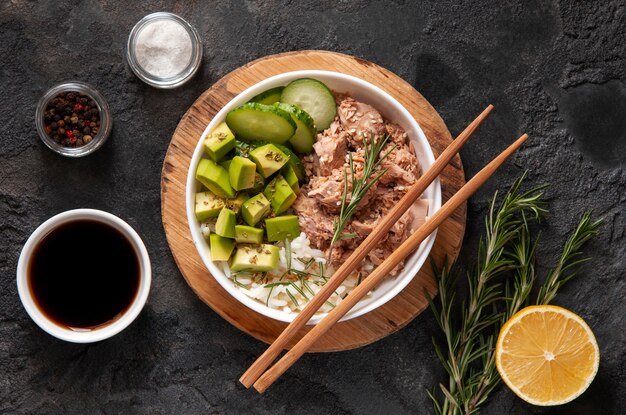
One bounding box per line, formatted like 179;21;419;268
241;105;528;393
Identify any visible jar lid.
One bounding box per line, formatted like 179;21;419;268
127;12;202;89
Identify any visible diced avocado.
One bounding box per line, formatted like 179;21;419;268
194;191;225;221
250;173;266;194
219;159;232;171
229;156;257;191
235;139;304;180
225;192;248;214
281;165;300;195
215;208;236;238
195;158;236;198
210;234;235;262
241;193;271;226
265;215;301;242
204;122;236;162
230;244;280;272
249;144;289;178
235;225;264;244
264;176;297;214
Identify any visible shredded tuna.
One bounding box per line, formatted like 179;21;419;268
294;93;428;277
313;127;349;176
291;186;334;250
337;95;386;147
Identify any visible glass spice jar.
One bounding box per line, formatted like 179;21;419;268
126;12;203;89
35;81;112;157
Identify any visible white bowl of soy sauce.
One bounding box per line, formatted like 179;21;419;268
16;209;151;343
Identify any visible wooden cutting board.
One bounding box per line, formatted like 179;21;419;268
160;50;466;352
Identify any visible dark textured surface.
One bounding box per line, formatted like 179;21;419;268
1;1;624;414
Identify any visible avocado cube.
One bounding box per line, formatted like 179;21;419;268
250;173;266;194
220;159;232;171
265;215;301;242
215;208;236;238
194;191;225;221
225;192;249;214
230;244;280;272
209;233;235;261
241;193;271;226
204;122;235;162
281;164;300;195
195;158;236;198
264;176;297;214
249;144;289;178
235;225;265;244
229;156;257;191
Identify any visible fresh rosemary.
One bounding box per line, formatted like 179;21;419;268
427;173;602;415
330;132;395;252
258;239;339;309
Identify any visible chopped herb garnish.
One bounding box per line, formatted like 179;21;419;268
284;238;292;270
289;281;309;300
285;288;299;307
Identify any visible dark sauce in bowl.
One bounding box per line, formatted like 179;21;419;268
28;220;140;330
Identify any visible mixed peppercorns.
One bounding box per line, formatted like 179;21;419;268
43;92;100;147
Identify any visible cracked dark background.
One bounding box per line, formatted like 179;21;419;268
1;1;624;414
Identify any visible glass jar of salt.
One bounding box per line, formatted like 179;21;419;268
127;12;202;88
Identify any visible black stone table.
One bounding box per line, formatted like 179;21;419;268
1;1;624;414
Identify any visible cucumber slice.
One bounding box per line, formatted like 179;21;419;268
274;103;316;154
225;102;296;144
249;86;284;105
280;78;336;132
234;140;305;181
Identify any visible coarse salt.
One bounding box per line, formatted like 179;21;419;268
134;19;192;78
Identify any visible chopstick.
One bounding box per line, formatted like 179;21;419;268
239;105;494;389
252;132;529;392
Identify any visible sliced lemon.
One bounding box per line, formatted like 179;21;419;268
495;305;599;406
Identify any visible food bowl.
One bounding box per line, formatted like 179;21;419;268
186;70;441;324
16;209;151;343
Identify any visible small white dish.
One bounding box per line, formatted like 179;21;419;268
16;209;151;343
186;70;441;324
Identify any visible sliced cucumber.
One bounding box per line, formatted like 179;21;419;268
225;102;296;144
280;78;336;132
274;103;316;154
249;86;284;105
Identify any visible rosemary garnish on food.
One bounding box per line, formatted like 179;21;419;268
256;239;338;309
427;173;602;415
330;132;395;252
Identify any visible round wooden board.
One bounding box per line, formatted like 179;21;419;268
161;50;466;352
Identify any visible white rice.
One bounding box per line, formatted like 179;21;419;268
217;232;366;315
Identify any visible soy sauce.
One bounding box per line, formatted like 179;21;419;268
28;220;140;330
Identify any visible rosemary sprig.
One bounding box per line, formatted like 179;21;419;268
330;132;395;250
427;173;601;415
536;211;601;304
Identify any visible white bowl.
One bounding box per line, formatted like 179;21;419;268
16;209;151;343
186;70;441;324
